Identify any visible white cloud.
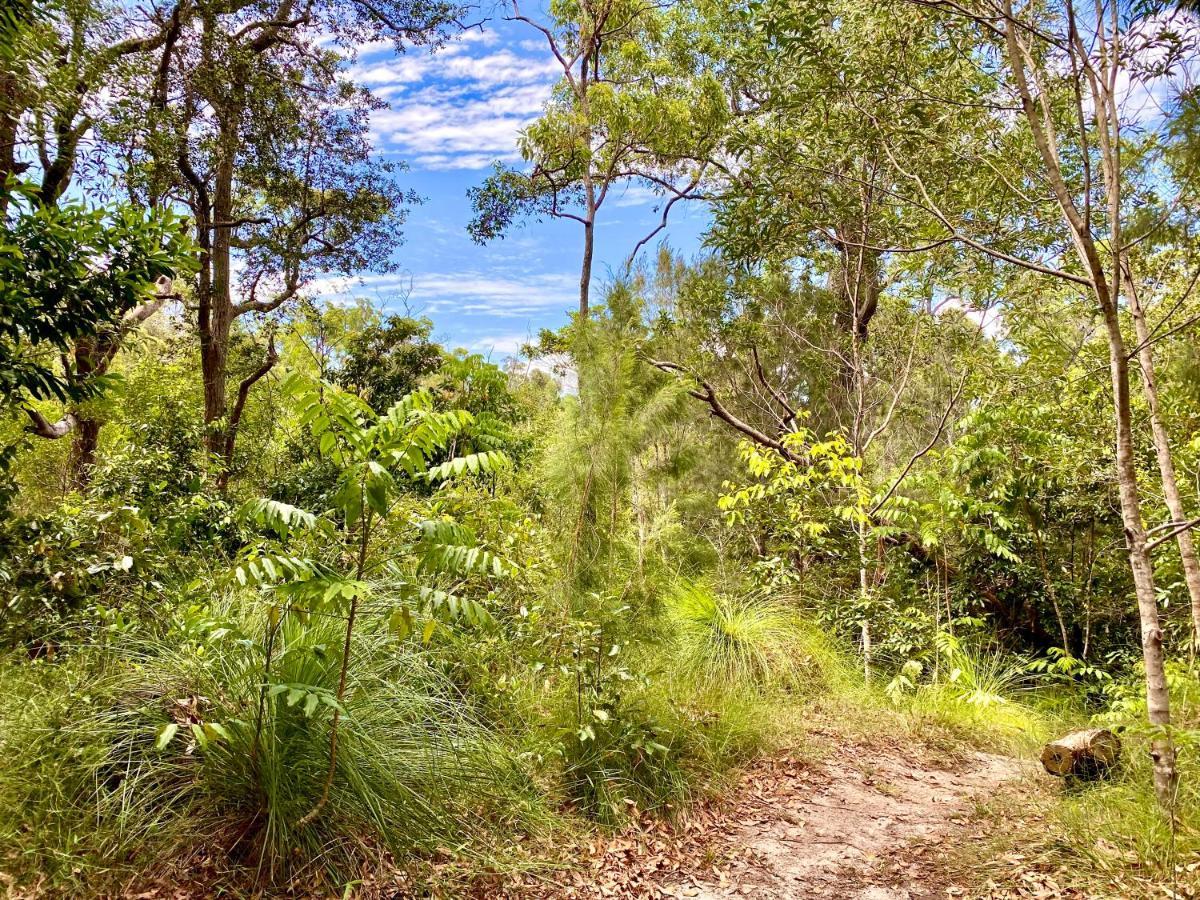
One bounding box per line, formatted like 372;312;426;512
612;184;664;208
348;25;560;170
369;81;553;166
416;271;577;315
308;269;578;317
468;332;531;355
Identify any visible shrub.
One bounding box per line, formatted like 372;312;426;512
0;608;521;891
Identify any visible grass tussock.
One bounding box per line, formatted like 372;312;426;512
0;611;538;893
664;580;813;691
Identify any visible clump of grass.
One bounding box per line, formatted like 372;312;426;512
0;606;532;893
885;637;1053;755
665;580;808;690
1051;755;1200;888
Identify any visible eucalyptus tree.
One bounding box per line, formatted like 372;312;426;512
136;0;456;484
843;0;1200;805
644;0;998;675
468;0;726;319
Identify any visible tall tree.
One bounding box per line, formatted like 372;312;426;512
468;0;724;319
2;0;187;484
856;0;1193;805
143;0;454;482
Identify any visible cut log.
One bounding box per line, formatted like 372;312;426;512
1041;728;1121;778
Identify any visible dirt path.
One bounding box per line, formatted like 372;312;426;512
500;739;1027;899
659;746;1022;899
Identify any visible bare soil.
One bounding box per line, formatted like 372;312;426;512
658;746;1022;899
489;739;1028;899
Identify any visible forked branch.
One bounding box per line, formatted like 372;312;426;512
646;357;803;464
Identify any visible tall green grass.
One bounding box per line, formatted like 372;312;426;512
664;581;810;690
879;635;1059;755
0;608;527;892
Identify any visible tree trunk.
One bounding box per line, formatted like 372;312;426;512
201;126;236;456
217;336;277;491
1100;298;1178;808
24;326;133;489
1128;282;1200;645
858;524;871;683
64;332;121;488
68;417;102;489
0;70;22;213
1041;728;1121;778
579;214;594;320
829;234;881;343
1000;3;1176;808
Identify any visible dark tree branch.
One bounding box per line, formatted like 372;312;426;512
218;334;279;490
750;345;798;432
646;357;804;463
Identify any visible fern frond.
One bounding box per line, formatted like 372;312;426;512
418;542;511;578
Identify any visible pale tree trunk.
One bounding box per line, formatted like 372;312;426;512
836;188;882;683
858;524;871;683
1001;1;1177;806
1100;300;1178;806
1127;279;1200;644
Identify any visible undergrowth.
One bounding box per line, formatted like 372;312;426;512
2;576;1194;897
0;607;537;893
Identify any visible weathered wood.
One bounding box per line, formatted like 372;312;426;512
1041;728;1121;778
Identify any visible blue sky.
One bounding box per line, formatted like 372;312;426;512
316;15;710;360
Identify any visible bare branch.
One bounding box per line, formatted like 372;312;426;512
870;371;968;517
24;408;78;440
1148;517;1200;553
646;357;804;464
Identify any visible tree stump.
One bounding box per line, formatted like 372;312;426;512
1041;728;1121;779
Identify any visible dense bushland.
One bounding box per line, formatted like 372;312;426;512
5;0;1200;896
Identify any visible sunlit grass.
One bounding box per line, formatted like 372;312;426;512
664;580;809;690
0;607;544;892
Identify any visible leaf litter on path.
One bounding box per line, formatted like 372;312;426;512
481;741;1027;899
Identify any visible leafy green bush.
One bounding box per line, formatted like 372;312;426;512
557;691;688;825
0;497;224;649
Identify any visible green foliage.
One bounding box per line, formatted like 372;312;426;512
540;282;693;602
884;632;1051;754
0;179;192;405
0;612;516;889
0;492;233;648
544;603;688;824
337;314;443;412
665;580;806;690
7;0;1200;892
